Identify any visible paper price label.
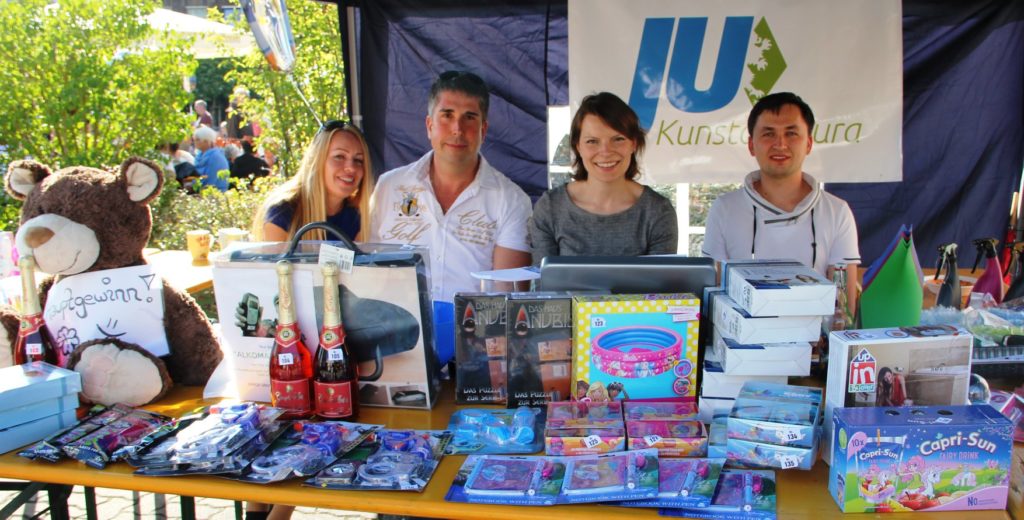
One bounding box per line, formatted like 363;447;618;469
27;343;43;355
779;427;801;443
327;349;345;361
591;317;606;328
319;244;355;274
779;455;800;469
643;435;663;446
278;353;295;366
583;435;603;449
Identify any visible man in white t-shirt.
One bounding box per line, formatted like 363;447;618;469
702;92;860;307
370;70;532;364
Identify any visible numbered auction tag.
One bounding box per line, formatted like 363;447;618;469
591;317;606;328
779;455;800;469
778;427;802;443
327;349;344;361
319;244;355;274
643;434;663;446
278;353;295;366
583;435;603;449
27;344;43;355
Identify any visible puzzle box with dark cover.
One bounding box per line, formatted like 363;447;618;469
454;293;507;404
505;292;573;408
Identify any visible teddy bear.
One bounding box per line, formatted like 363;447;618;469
0;157;222;406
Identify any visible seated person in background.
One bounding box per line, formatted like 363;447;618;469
370;70;532;365
191;126;230;192
701;92;860;307
251;121;374;242
231;140;271;180
529;92;678;265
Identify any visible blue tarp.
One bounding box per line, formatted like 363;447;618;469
352;0;1024;267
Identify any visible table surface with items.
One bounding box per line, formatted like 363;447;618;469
0;382;1020;520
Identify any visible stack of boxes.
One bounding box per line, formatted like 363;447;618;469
725;382;823;470
0;362;81;453
623;401;706;457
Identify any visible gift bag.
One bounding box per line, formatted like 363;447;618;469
858;224;924;328
204;223;440;409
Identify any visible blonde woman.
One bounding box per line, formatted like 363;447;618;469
252;121;374;242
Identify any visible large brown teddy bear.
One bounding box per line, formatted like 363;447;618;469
0;157;222;405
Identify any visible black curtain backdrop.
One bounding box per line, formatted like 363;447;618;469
353;0;1024;267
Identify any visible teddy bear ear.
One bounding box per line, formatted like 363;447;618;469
120;157;164;203
5;160;52;200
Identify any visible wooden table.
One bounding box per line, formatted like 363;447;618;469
0;384;1019;520
144;250;213;295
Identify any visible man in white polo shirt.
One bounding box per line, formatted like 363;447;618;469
370;70;532;365
702;92;860;306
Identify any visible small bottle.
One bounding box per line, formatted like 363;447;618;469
14;255;58;366
313;262;359;420
269;260;313;418
830;263;854;331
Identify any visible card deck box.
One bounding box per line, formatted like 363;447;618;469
454;293;507;404
722;260;835;317
506;292;573;407
571;293;700;401
0;408;78;454
710;291;822;344
829;405;1013;513
544;401;625;455
626;419;707;457
0;362;82;411
701;357;788;399
711;327;812;376
824;325;972;462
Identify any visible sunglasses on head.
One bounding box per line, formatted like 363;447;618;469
438;70;485;85
317;119;351;136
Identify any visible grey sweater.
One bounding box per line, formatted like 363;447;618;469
529;184;679;265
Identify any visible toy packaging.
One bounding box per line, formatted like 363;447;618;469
614;457;726;509
308;429;452;491
708;420;728;459
544;401;625;455
824;325;972;461
454;293;508;404
711;328;811;376
446;407;544;455
988;387;1024;441
572;293;700;402
710;291;822;344
20;404;132;462
725;437;817;470
626;420;707;457
698;396;735;425
445;449;659;506
234;421;378;484
0;362;82;454
701;356;788;400
725;382;822;471
623;401;697;421
722;260;835;317
829;405;1013;513
505;292;573;407
661;468;778;519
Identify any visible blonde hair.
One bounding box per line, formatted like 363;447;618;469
252;125;374;242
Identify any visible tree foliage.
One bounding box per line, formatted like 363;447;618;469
220;0;347;178
0;0;196;170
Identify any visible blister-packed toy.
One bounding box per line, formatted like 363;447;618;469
237;421;379;483
447;407;543;454
19;404;132;462
661;468;777;519
613;457;725;509
308;429;451;491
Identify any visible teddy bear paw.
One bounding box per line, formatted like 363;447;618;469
69;340;172;406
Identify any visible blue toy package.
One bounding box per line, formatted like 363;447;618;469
445;448;660;506
446;407;544;454
829;405;1013;513
725;437;817;470
306;429;452;492
235;421;379;484
725;382;822;469
661;468;777;519
613;457;725;509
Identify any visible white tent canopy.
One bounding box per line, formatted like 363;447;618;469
145;8;255;59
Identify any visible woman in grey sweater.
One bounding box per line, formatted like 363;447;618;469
530;92;678;265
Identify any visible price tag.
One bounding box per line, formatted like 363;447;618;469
278;353;295;366
643;434;663;446
582;435;603;449
26;343;43;355
779;427;802;443
319;244;355;274
779;455;800;469
591;317;606;328
327;349;345;361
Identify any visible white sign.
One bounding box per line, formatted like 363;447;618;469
44;265;169;358
569;0;902;183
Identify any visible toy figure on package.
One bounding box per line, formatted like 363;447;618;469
446;407;544;455
307;429;451;491
444;448;659;506
67;408;172;469
662;468;777;519
237;421;379;483
614;457;725;509
19;404;132;462
505;293;573;407
454;293;507;404
544;400;625;455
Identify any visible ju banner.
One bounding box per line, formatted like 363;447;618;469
568;0;902;184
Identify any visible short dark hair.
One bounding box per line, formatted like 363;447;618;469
570;92;646;181
428;70;490;121
241;140;255;155
747;92;815;136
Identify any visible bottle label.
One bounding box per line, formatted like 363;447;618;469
19;313;44;336
270;378;311;412
275;322;300;349
314;380;355;418
320;324;346;350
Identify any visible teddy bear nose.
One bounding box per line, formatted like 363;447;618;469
23;226;55;248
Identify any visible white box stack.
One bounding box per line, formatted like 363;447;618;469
0;362;81;454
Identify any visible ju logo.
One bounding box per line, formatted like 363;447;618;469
848;348;877;393
629;16;787;128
